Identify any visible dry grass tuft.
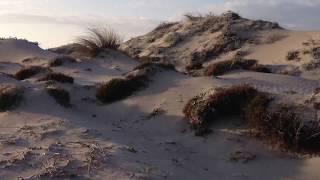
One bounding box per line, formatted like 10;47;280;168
76;26;122;56
96;78;145;104
245;101;320;152
49;55;77;67
0;84;23;111
205;59;270;76
39;72;74;84
14;66;44;80
286;50;300;61
46;86;71;107
183;84;258;136
153;22;178;32
133;61;176;71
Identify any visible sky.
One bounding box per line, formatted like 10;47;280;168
0;0;320;48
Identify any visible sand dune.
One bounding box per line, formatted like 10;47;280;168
0;12;320;180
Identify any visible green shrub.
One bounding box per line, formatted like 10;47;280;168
0;85;23;111
14;66;43;80
39;72;74;84
46;86;71;107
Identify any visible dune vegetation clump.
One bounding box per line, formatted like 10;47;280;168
286;50;300;61
0;84;23;111
205;58;270;76
14;66;44;80
49;55;77;67
76;26;122;56
133;61;176;71
183;84;258;136
39;72;74;84
96;78;145;104
184;84;320;152
245;100;320;152
46;86;71;107
96;63;164;104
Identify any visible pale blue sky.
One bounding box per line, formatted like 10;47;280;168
0;0;319;48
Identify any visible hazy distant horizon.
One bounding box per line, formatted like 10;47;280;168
1;0;320;48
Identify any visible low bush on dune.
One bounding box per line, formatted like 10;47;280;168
96;78;145;104
205;58;270;76
39;72;74;84
183;84;258;136
248;64;272;73
76;26;122;56
46;86;71;107
14;66;44;80
0;84;23;111
97;62;174;104
245;99;320;152
133;61;176;71
49;55;77;67
153;22;178;32
184;84;320;152
185;61;203;71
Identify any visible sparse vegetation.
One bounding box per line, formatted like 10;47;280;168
286;50;300;61
96;78;145;104
49;55;76;67
246;100;320;152
0;84;23;111
186;61;203;71
133;61;175;71
311;47;320;60
153;22;178;32
205;58;270;76
39;72;74;84
184;84;320;152
163;32;182;47
183;85;258;135
76;26;122;56
46;86;71;107
14;66;44;80
302;60;320;71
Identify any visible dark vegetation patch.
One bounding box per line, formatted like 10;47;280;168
133;61;176;71
286;50;300;61
14;66;45;80
186;61;203;71
205;59;270;76
46;86;71;107
0;84;23;111
184;85;320;153
96;61;171;104
183;85;258;136
49;55;77;67
96;78;145;104
152;22;179;32
39;72;74;84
